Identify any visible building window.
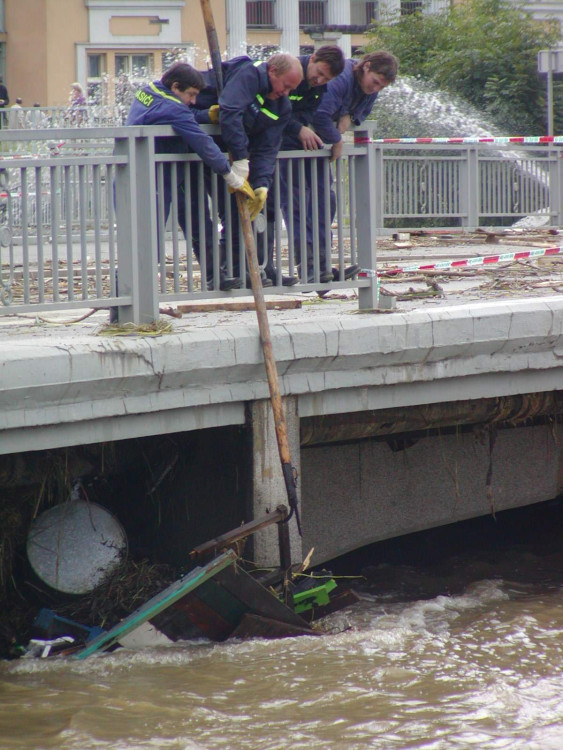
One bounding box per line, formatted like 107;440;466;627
299;0;325;27
246;0;275;28
87;53;106;104
162;48;193;69
351;0;379;25
115;54;153;78
113;54;154;108
0;1;5;33
401;0;423;15
88;54;104;79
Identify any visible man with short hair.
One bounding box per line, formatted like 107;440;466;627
194;53;303;286
263;45;345;285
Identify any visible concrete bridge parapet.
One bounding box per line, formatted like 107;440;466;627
2;296;563;565
1;297;563;451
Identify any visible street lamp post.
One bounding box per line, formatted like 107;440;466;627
538;48;563;136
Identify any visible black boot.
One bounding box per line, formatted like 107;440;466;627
220;275;244;291
246;271;274;288
206;273;244;291
332;264;361;281
264;266;299;287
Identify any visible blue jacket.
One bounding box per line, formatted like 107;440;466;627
194;57;292;189
313;58;379;145
281;55;327;150
126;81;230;174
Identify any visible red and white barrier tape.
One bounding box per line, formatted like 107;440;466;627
354;135;563;145
359;245;563;278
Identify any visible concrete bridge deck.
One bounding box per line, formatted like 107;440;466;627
2;232;563;564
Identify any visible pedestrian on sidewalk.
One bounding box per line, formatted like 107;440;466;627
66;82;87;126
8;98;24;129
0;76;10;128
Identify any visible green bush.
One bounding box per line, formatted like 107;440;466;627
368;0;561;135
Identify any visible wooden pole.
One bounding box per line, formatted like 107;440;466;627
198;0;302;535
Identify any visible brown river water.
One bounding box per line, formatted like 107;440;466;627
2;500;563;750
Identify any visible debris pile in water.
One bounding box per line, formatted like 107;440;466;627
56;558;176;630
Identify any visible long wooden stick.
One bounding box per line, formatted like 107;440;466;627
199;0;302;535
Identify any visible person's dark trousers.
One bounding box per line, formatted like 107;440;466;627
280;156;333;280
176;162;215;287
263;192;299;286
160;162;240;290
215;183;274;287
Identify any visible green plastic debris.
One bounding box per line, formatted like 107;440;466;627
293;578;337;614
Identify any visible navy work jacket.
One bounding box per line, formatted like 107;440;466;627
281;55;327;151
194;57;291;189
313;58;379;145
126;80;230;174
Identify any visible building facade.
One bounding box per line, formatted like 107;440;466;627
3;0;228;107
1;0;561;108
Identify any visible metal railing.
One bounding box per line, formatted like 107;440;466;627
0;105;128;132
0;126;377;321
367;137;562;230
0;124;561;323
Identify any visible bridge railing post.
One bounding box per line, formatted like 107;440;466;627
114;129;159;324
353;128;379;310
550;145;563;227
460;145;479;230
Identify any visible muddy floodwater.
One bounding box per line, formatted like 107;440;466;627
3;500;563;750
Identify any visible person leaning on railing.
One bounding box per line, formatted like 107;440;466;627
311;50;398;267
192;53;303;289
124;62;255;296
263;45;352;286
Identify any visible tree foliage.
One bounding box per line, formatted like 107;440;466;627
367;0;562;134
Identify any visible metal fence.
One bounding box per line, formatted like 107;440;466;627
0;125;561;323
370;139;560;230
0;105;127;133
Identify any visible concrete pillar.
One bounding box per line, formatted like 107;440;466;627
250;397;303;567
227;0;247;58
277;0;300;55
310;30;343;52
327;0;351;57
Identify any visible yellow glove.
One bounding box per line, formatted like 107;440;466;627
223;172;256;200
208;104;220;124
248;187;268;221
232;179;256;200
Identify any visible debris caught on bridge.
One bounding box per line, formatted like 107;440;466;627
10;503;359;660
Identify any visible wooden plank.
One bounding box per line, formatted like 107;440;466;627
73;551;237;659
152;594;234;642
177;298;302;314
213;564;310;628
190;506;288;559
189;578;249;630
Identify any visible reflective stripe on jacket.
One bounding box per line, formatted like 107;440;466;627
126;80;230;175
194;56;291;189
